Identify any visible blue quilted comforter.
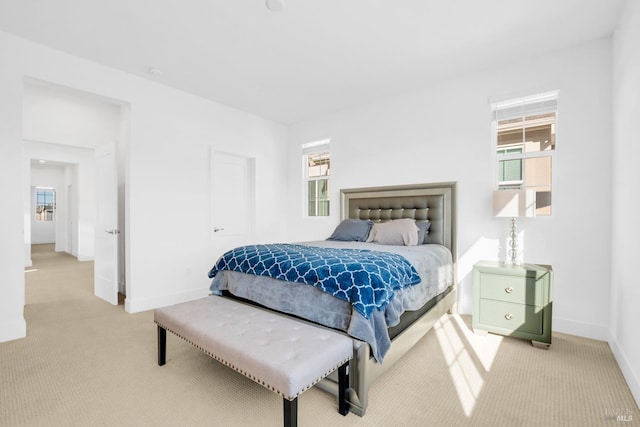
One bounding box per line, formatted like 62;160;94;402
208;244;421;319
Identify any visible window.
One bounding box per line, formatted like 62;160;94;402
35;188;56;221
302;139;330;217
492;92;557;216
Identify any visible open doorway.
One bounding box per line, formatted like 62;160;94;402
23;78;129;307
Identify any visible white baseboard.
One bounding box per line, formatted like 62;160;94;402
609;336;640;408
552;316;609;341
124;288;210;313
0;317;27;343
76;255;94;262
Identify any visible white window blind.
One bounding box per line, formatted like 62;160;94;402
492;91;558;121
301;138;330;155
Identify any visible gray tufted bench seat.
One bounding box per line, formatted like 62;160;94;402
154;295;353;427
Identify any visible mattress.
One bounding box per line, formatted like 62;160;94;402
209;240;453;362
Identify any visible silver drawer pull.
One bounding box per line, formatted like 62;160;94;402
505;313;513;320
505;287;513;294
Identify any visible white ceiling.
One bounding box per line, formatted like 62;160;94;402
0;0;625;125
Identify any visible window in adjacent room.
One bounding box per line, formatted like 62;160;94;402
492;92;557;216
302;139;330;217
35;187;56;221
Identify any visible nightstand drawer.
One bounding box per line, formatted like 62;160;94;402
479;274;544;306
478;299;543;335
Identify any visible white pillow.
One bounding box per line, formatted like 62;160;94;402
366;218;419;246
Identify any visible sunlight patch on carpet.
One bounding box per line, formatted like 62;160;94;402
435;313;503;417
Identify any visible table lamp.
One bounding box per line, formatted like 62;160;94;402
492;189;535;265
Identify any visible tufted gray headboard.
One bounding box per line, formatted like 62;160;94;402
340;182;456;257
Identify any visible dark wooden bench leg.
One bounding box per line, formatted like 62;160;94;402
283;397;297;427
338;361;350;416
157;326;166;366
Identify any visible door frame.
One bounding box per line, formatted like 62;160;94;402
209;149;257;250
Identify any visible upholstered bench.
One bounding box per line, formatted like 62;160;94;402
154;296;353;427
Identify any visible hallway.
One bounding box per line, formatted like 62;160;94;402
26;244;95;310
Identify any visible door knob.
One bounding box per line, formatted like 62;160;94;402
105;229;120;235
213;227;225;232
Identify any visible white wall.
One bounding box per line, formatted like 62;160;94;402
287;38;613;342
0;30;288;342
120;81;288;314
611;0;640;406
23;79;122;149
0;37;26;341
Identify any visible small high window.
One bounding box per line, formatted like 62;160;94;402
492;92;557;216
302;139;330;217
35;188;56;221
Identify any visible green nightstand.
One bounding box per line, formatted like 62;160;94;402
473;261;553;349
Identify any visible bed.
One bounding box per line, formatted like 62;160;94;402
209;182;457;416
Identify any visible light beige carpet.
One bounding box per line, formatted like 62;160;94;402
1;244;637;426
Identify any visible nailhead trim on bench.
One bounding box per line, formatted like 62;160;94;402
154;320;352;401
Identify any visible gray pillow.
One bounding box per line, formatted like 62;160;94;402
416;221;431;244
366;218;419;246
327;219;373;242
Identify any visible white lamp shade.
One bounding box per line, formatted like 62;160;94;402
493;189;536;218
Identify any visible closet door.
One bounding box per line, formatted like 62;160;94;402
209;150;255;258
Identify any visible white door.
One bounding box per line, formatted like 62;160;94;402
94;143;118;305
210;150;255;260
